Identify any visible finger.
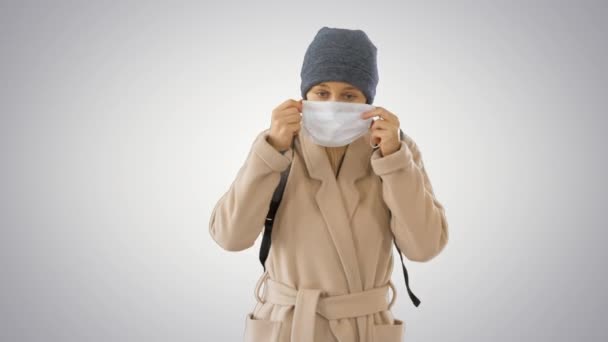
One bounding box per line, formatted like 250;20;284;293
361;107;380;120
279;107;302;117
372;127;392;138
363;107;399;125
371;122;401;141
278;123;299;136
376;109;398;126
368;116;384;128
279;112;302;124
370;129;390;143
277;99;301;111
293;123;302;135
370;130;383;145
370;119;396;131
286;121;301;133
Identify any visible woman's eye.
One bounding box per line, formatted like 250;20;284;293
345;94;357;99
316;92;328;97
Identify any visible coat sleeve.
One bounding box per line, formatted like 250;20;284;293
209;128;294;251
370;133;449;262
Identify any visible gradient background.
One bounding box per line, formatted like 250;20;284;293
1;1;607;341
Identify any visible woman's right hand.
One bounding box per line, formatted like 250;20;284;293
267;99;303;151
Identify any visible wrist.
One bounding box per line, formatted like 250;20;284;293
265;134;283;152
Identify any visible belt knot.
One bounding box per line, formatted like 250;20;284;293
253;271;397;342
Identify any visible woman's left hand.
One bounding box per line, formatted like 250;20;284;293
361;106;401;157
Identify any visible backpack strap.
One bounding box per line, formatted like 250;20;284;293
259;138;294;271
259;163;291;271
396;129;421;306
259;130;421;307
394;240;421;307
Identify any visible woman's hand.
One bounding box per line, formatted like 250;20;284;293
361;106;401;157
267;99;303;151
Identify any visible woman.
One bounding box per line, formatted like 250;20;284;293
209;26;449;342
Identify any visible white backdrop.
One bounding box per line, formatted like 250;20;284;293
1;1;607;341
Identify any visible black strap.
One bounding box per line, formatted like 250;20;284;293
259;164;290;271
260;138;294;271
259;130;421;307
394;239;421;307
393;128;421;307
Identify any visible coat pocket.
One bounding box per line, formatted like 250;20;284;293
244;313;282;342
373;318;405;342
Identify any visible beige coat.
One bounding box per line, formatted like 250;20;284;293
209;127;449;342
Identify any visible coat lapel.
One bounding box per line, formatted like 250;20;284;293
294;128;374;294
336;131;374;224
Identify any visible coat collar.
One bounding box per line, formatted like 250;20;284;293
294;128;374;295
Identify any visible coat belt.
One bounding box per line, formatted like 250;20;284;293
254;271;397;342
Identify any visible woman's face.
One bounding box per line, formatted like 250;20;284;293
305;81;367;104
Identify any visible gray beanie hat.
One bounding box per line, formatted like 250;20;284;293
300;26;379;104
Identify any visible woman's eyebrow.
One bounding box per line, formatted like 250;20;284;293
314;84;358;91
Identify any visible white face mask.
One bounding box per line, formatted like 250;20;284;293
301;100;376;147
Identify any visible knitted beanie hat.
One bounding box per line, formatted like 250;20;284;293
300;26;379;104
